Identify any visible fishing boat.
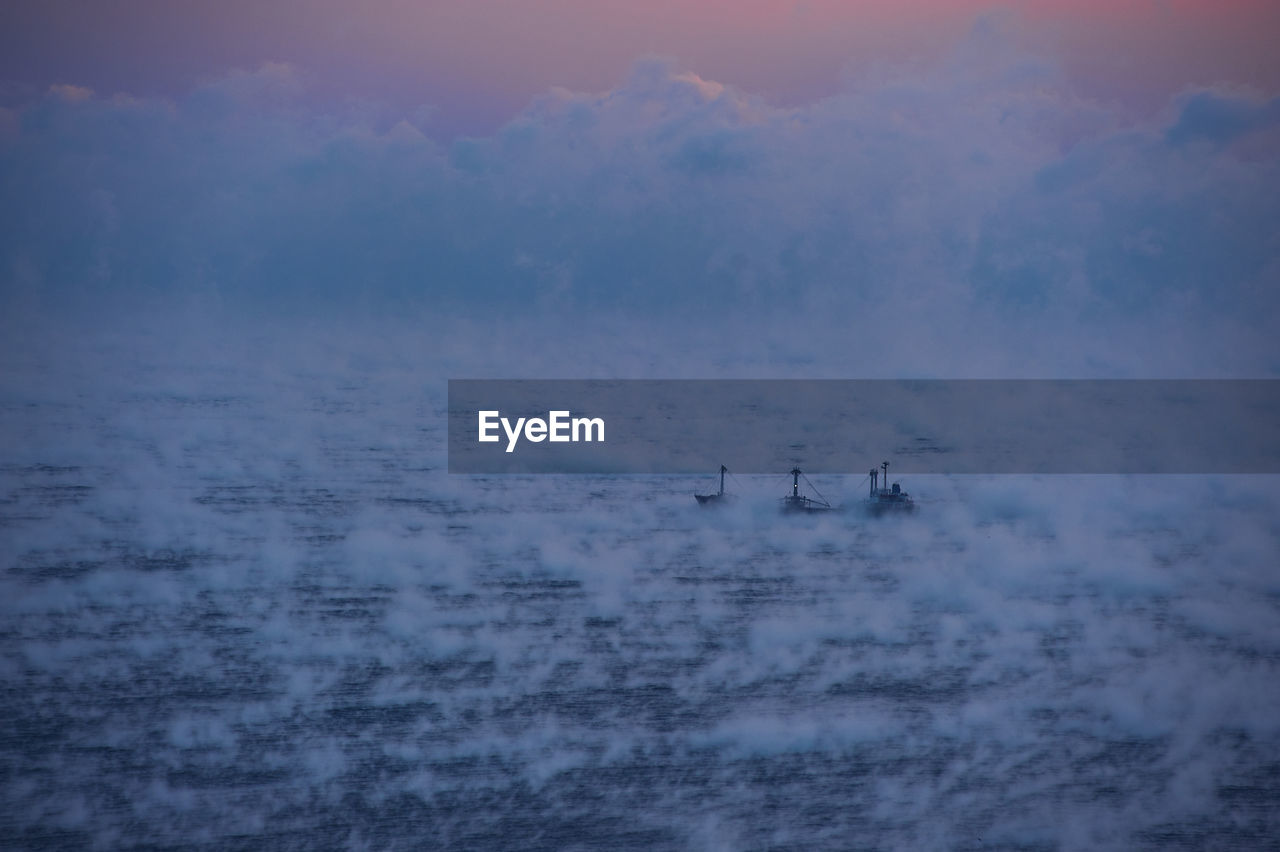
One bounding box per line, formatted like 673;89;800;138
781;468;834;513
694;465;732;506
866;461;914;514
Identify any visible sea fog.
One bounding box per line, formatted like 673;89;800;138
2;319;1277;850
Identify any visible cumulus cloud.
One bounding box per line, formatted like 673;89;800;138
1166;89;1280;147
0;27;1277;375
46;83;93;102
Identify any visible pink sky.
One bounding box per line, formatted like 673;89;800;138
2;0;1277;135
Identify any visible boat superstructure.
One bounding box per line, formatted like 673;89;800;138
867;461;914;514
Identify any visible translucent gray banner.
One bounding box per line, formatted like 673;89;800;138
447;380;1280;474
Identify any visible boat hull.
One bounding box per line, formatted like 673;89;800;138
865;498;915;515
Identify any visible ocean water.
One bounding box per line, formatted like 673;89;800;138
3;343;1280;850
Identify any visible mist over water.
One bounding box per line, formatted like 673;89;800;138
3;325;1278;849
3;3;1280;846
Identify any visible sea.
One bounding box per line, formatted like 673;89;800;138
3;329;1279;850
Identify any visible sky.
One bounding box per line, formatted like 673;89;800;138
1;1;1278;376
3;1;1279;136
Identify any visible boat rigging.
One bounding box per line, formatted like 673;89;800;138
780;468;834;513
694;464;733;506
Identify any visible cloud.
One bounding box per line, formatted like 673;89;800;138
0;34;1277;375
46;83;93;103
1166;89;1280;147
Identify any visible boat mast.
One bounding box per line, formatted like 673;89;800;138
791;468;801;499
719;464;726;497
